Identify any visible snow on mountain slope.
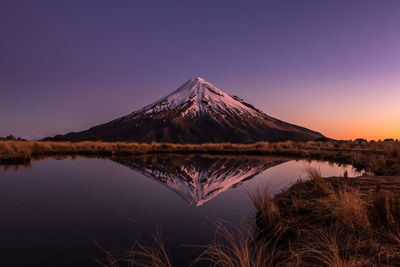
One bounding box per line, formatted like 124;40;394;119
128;77;263;119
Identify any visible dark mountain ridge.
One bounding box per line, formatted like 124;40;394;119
66;77;323;143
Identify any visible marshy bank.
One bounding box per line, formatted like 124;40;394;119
1;140;400;175
245;170;400;266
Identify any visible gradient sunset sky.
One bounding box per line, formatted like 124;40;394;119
1;0;399;140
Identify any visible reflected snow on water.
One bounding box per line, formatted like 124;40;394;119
0;155;358;266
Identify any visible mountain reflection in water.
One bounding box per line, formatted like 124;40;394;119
0;155;359;267
113;155;288;206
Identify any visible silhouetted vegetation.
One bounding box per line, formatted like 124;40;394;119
0;135;26;141
42;134;71;141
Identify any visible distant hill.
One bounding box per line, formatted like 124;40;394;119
66;77;323;143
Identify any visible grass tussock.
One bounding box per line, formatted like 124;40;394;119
299;230;366;266
314;186;371;233
331;187;370;231
305;166;334;195
1;139;400;175
195;222;275;267
370;189;400;231
95;228;172;267
248;186;280;234
245;167;400;266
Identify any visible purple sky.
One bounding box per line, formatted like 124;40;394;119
1;0;400;140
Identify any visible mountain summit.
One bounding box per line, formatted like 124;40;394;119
133;77;263;119
66;77;323;143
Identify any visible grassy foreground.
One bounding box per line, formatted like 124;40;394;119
244;170;400;266
96;169;400;267
1;140;400;175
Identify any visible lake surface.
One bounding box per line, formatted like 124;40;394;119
0;155;359;266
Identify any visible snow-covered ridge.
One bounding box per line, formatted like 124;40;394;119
128;77;264;118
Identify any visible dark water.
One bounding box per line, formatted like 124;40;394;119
0;155;358;267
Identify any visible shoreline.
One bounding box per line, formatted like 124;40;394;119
1;140;399;175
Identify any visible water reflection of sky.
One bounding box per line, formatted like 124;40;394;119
244;159;359;195
0;156;358;266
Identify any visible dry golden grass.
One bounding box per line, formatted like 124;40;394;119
195;222;275;267
320;187;370;231
198;169;400;266
370;189;400;230
1;139;400;175
305;166;334;195
197;167;400;266
267;167;400;265
248;186;280;234
299;230;366;267
95;228;172;267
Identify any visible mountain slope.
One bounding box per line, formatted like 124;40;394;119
66;77;323;143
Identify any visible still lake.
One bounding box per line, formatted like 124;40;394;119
0;155;359;266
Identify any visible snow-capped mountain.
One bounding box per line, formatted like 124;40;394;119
113;155;287;206
129;77;263;119
66;77;323;142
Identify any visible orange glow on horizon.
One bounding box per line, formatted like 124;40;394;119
322;127;400;141
304;116;400;141
267;77;400;142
